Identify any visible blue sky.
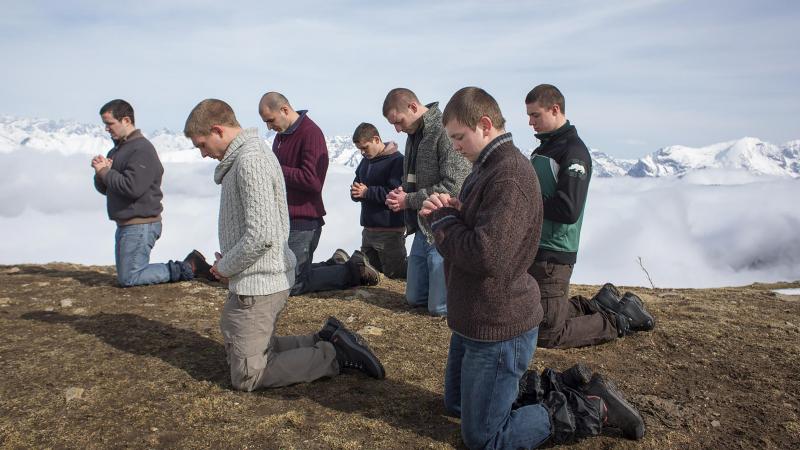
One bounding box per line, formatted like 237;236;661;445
2;0;798;158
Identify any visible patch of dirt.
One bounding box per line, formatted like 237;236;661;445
1;263;798;449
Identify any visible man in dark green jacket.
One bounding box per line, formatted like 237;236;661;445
525;84;654;349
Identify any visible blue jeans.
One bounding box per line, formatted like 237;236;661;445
288;227;353;296
114;222;171;287
406;232;447;315
444;327;552;450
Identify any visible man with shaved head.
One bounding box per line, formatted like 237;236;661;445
259;92;379;296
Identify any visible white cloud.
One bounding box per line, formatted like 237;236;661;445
1;142;798;288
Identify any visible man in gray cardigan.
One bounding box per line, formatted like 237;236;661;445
383;88;471;316
184;99;384;390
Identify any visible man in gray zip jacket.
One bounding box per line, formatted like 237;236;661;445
383;88;471;316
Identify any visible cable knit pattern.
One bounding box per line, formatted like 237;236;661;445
214;128;296;295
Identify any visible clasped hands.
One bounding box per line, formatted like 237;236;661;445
90;155;113;174
420;192;461;217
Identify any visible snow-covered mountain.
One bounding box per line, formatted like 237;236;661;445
627;138;800;178
590;150;636;177
2;115;797;178
0;115;199;163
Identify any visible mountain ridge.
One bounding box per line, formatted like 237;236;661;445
1;115;797;177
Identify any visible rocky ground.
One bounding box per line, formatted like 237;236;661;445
1;263;799;449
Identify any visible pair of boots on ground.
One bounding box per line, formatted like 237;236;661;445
181;248;382;287
326;248;381;287
514;363;646;443
592;283;656;337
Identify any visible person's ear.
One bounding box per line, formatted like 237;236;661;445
408;102;418;114
551;104;561;116
210;125;224;138
121;116;132;126
372;135;381;144
479;116;493;136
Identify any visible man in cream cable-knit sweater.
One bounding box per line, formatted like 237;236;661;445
184;99;384;391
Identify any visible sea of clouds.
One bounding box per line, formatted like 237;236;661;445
0;147;798;289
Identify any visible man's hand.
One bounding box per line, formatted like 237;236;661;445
420;192;460;217
350;182;367;199
91;155;112;174
385;187;407;212
210;251;229;284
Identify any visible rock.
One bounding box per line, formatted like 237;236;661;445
1;267;20;274
711;420;721;428
65;387;84;402
44;307;54;312
72;308;88;315
35;281;50;287
60;299;74;308
346;315;356;323
150;427;159;432
0;298;11;306
143;303;156;307
354;289;374;300
357;326;383;336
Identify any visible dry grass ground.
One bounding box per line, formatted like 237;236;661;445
1;263;799;449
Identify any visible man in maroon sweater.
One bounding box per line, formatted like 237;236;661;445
258;92;378;295
421;87;644;448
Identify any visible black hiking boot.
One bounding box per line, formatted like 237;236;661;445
317;316;344;342
348;250;381;286
619;292;655;331
330;327;385;379
183;249;214;281
542;389;604;443
583;373;646;440
515;364;592;409
593;283;622;314
560;363;593;389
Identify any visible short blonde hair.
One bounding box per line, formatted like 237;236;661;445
184;99;240;137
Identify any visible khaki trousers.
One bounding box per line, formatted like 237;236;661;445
220;290;338;391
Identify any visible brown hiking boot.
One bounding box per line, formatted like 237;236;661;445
183;250;214;281
349;250;381;286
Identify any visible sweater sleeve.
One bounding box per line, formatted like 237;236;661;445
101;144;162;200
543;145;592;224
281;131;328;194
428;178;535;277
406;132;470;210
93;173;108;195
217;155;275;278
